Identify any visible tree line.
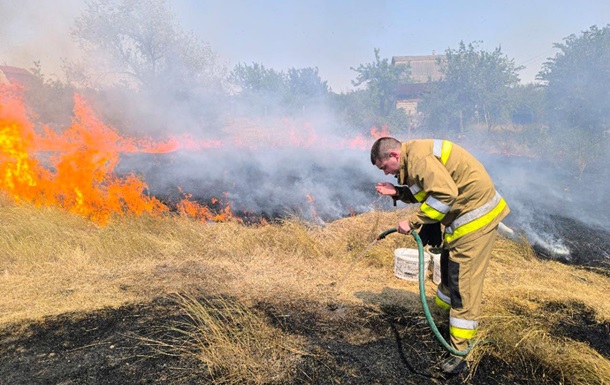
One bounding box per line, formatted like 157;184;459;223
16;0;610;172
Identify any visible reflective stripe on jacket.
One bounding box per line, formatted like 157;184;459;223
397;139;509;246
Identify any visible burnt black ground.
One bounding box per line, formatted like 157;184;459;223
2;294;607;385
532;215;610;272
1;215;607;384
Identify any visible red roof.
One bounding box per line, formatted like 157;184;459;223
0;65;36;86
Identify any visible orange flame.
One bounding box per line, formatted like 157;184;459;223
0;85;387;225
305;193;325;226
0;85;230;225
176;188;236;222
348;133;369;149
370;125;390;139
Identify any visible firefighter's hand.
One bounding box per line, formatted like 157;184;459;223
376;182;397;196
397;219;412;235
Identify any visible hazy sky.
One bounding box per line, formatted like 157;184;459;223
172;0;610;91
2;0;610;91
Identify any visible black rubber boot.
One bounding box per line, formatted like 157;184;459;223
439;355;468;375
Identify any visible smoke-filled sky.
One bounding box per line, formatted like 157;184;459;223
2;0;610;90
1;0;609;262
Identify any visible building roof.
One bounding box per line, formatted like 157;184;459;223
395;82;431;99
0;65;36;86
392;54;445;83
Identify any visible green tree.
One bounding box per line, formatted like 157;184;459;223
230;62;286;96
538;25;610;174
68;0;224;93
285;67;329;109
229;62;286;115
66;0;228;135
502;83;551;153
419;41;522;133
508;84;546;126
350;48;411;117
25;61;75;129
229;63;329;115
331;89;377;129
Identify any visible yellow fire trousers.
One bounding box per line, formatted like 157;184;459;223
436;227;499;353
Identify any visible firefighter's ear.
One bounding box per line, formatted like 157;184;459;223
389;150;400;160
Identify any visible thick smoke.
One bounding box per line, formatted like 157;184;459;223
119;132;368;226
0;1;82;76
119;144;387;223
2;1;608;265
474;148;610;263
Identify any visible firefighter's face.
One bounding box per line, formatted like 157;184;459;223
375;151;400;176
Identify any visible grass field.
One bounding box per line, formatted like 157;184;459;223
0;196;608;384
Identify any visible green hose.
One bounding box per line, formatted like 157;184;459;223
379;227;472;357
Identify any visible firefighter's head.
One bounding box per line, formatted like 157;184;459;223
371;137;401;176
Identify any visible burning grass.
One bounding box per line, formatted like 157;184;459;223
0;198;609;384
0;85;239;226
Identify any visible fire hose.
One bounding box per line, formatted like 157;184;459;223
377;228;472;357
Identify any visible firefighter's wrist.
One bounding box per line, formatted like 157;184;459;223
408;219;422;231
392;185;402;198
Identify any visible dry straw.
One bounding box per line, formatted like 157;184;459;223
0;198;608;384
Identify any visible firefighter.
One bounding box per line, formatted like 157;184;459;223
371;137;509;375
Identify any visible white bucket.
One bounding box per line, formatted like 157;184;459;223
428;249;442;285
394;248;430;281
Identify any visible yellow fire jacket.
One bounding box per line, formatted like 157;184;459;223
394;139;509;247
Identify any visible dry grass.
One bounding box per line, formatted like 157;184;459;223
470;236;610;384
0;196;609;384
143;293;307;385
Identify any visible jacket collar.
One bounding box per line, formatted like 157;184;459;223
398;141;409;184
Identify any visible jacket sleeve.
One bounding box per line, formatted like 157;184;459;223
392;185;417;206
408;155;458;229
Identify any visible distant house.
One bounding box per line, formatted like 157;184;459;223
0;65;36;87
392;54;445;115
392;54;445;83
394;83;430;115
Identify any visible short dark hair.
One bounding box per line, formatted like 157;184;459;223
370;137;401;165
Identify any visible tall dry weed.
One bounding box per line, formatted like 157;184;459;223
0;197;608;384
144;293;306;385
